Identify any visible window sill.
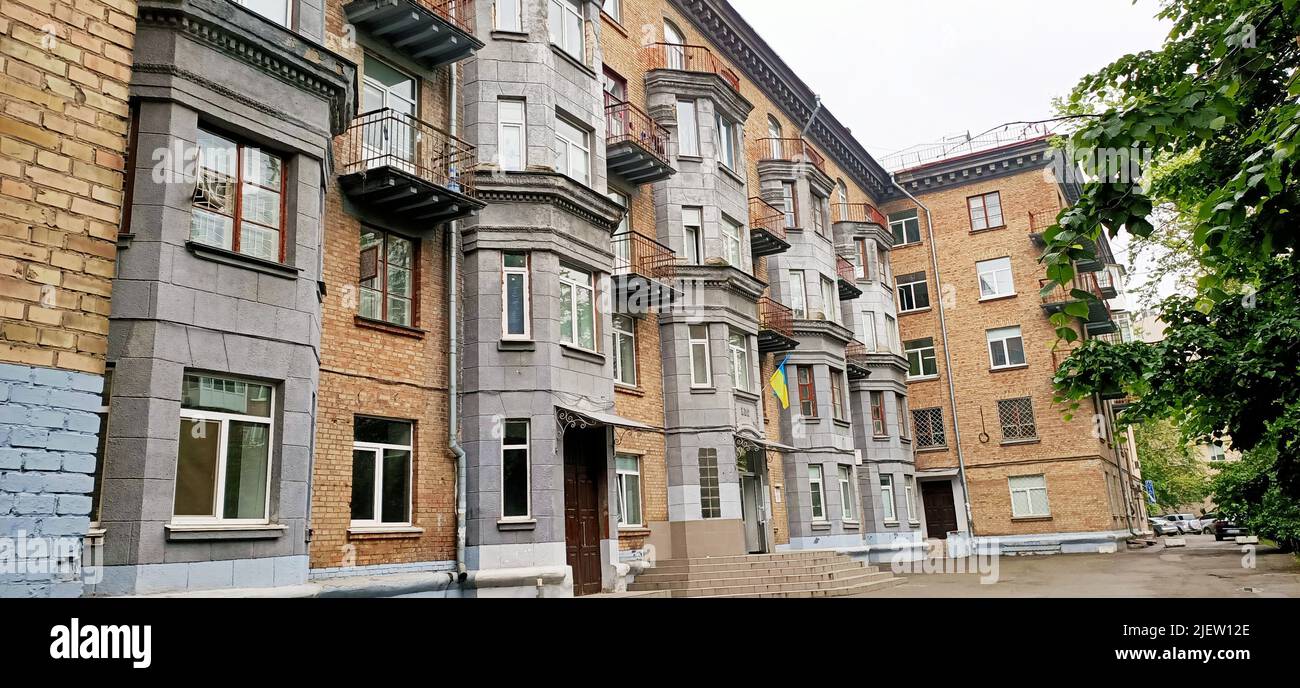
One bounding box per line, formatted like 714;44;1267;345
733;389;761;402
497;518;537;531
915;446;948;454
908;521;921;527
551;43;595;79
1001;438;1041;447
186;240;299;280
833;418;851;428
978;294;1018;304
164;523;287;541
677;154;704;163
989;364;1029;373
893;241;922;249
354;315;426;339
615;383;645;397
491;29;529;42
872;434;891;441
347;525;424;540
717;163;745;186
617;526;651;536
498;339;536;352
882;520;900;527
842;520;860;530
1011;515;1053;522
810;521;832;531
970;225;1008;234
907;375;940;382
899;307;931;316
797;416;821;425
690;386;717;394
560;344;605;365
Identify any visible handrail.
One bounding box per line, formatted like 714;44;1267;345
748;196;786;241
836;255;857;284
641;42;741;92
757;137;827;175
831;202;888;226
612;231;677;282
758;295;794;338
1028;207;1060;233
340;108;478;196
604;93;671;166
427;0;475;34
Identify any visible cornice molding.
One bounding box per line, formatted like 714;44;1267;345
891;138;1059;197
474;170;626;231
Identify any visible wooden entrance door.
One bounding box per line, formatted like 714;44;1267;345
564;428;605;596
921;480;959;539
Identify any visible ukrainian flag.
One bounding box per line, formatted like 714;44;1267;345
770;354;792;410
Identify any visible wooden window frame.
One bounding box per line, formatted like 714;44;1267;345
191;127;288;263
359;226;419;328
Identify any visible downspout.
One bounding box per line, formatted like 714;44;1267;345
799;95;823;135
448;61;467;576
890;175;975;537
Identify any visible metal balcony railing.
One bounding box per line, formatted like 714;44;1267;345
604;94;671;165
427;0;474;33
831;202;888;226
749;197;786;241
642;42;741;92
340;108;478;196
1028;207;1060;234
758;137;827;175
1039;273;1104;306
836;255;857;283
759;295;794;339
612;231;677;282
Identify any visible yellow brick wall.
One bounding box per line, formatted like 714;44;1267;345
0;0;134;374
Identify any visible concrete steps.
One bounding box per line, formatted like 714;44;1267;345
628;550;905;599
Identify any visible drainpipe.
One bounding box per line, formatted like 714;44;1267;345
799;95;823;135
890;175;975;538
448;61;467;576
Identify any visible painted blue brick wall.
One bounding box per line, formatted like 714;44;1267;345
0;362;104;599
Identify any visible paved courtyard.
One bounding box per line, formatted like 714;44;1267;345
856;535;1300;597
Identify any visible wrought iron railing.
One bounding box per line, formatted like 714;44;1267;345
642;42;741;91
604;93;670;166
1028;207;1060;234
836;255;857;284
612;231;677;282
427;0;475;34
757;137;827;175
340;108;478;196
1039;273;1104;306
831;202;888;226
759;295;794;338
846;339;868;360
748;196;786;241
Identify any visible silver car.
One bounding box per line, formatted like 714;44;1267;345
1149;517;1180;536
1163;513;1209;534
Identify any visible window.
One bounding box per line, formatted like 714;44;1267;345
682;206;702;264
612;314;636;386
830;368;846;420
688;324;711;388
359;228;415;327
555;115;590;185
897;271;930;312
912;407;945;448
811;193;827;237
715;113;739;170
501;420;531;519
904;337;938;378
876;242;890;284
967;191;1004;231
498;99;526;171
780;182;798;229
880;474;897;522
836;179;849;205
559;264;596;350
884;314;898;353
676;100;699;157
728;329;751;393
616;454;642;526
90;367;113;524
987;326;1026;369
766;115;782;158
820;276;839;323
233;0;290;27
809;464;826;521
722;216;744;267
601;67;627;102
601;0;620;22
190;128;285;262
502;252;531;339
699;449;720;518
174;374;273;523
838;465;856;521
889;209;920;245
548;0;584;59
609;191;630;269
789;270;808;319
663;20;686;70
496;0;522;31
898;396;910;439
870;391;887;436
997;397;1037;441
351;417;413;527
977;256;1014;299
854;238;870;280
796;365;817;418
1009;474;1050;518
860;310;877;351
905;478;919;523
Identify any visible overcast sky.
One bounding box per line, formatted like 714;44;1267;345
732;0;1172;156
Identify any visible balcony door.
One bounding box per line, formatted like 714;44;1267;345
362;55;418;173
664;21;686;70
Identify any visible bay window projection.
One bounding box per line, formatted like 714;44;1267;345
174;374;274;523
781;182;797;229
820;276;839;322
860;311;877;351
233;0;291;28
870;391;886;436
905;478;919;523
351;417;413;527
496;0;522;32
559;264;596;350
830;368;846;421
796;366;817;418
715;113;739;170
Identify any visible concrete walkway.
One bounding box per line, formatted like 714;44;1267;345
852;535;1300;597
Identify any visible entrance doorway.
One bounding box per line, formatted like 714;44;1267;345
737;446;767;554
921;480;959;539
563;426;606;596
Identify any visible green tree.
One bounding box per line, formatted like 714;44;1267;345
1212;446;1300;551
1133;418;1211;512
1041;0;1300;502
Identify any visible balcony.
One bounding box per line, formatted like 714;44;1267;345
1029;207;1105;272
338;108;484;224
836;255;863;300
845;339;870;380
758;295;798;353
831;202;887;227
605;95;675;185
642;42;741;93
343;0;483;69
758;137;827;176
748;197;790;257
1096;263;1124;299
1039;274;1118;335
612;232;680;313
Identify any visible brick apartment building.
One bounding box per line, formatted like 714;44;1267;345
2;0;1140;598
880;133;1148;553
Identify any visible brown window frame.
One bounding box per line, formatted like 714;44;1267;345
781;181;799;230
966;191;1005;232
796;365;818;418
870;390;887;437
855;238;870;280
191;127;288;263
358;226;420;328
829;367;845;420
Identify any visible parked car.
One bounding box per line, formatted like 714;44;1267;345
1149;517;1180;536
1214;518;1249;541
1162;513;1210;534
1199;512;1221;532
